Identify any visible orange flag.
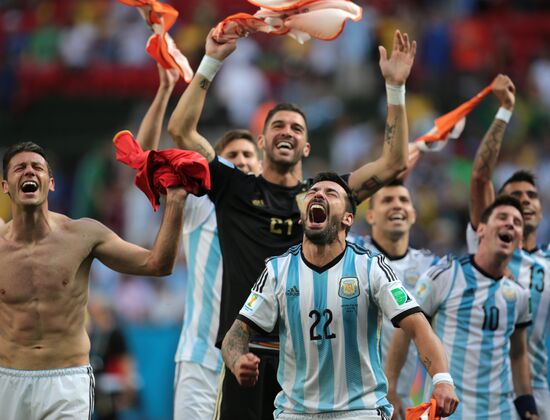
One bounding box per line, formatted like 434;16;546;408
406;399;440;420
415;81;494;151
117;0;193;82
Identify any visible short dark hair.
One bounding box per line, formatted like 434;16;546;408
3;142;52;180
310;172;356;216
480;195;523;224
498;170;537;194
369;178;406;209
214;129;258;155
263;103;308;134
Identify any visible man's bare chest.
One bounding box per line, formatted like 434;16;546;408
0;236;92;304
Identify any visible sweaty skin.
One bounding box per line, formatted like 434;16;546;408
0;214;98;369
1;150;186;370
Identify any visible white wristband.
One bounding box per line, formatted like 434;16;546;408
386;84;405;106
495;107;512;123
433;372;454;387
197;55;222;82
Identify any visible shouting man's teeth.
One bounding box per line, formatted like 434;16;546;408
389;214;405;221
21;181;39;193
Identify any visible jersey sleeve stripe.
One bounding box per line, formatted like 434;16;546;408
515;320;533;329
252;268;269;293
376;255;398;283
390;307;423;328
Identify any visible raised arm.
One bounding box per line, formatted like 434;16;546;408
167;31;237;162
398;312;459;417
469;74;515;228
348;30;416;203
510;326;539;419
221;319;260;387
136;64;179;151
91;187;187;276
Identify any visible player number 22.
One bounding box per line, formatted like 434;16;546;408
309;309;336;341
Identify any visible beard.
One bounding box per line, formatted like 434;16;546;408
304;214;341;245
266;147;303;171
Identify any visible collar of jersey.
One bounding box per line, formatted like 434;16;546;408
470;254;503;281
370;237;409;261
300;246;346;273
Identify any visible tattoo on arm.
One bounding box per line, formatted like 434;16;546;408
199;78;211;90
353;175;383;202
421;355;432;371
384;116;398;149
222;320;251;371
196;143;215;161
473;120;506;180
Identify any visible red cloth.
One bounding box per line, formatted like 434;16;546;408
406;399;440;420
113;130;210;211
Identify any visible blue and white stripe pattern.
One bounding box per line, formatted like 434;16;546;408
413;254;531;419
468;224;550;391
239;242;420;416
174;195;223;372
348;235;439;404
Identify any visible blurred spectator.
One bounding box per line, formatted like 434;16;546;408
88;295;140;420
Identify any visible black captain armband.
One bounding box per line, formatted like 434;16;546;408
514;394;538;419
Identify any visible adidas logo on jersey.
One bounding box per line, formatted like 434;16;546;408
286;286;300;297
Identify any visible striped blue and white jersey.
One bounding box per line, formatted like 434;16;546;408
174;195;223;372
348;235;439;402
467;224;550;390
238;242;421;416
414;254;532;419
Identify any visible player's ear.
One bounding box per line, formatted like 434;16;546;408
49;176;55;192
477;222;486;241
257;134;266;150
342;212;353;230
303;142;311;158
365;207;374;225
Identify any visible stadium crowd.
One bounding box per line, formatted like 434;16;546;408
1;0;550;419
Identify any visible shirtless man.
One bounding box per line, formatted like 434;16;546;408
0;141;187;419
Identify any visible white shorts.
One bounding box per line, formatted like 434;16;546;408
275;409;387;419
534;388;550;420
0;364;95;420
174;360;221;420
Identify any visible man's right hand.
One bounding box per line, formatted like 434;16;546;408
231;353;260;387
492;74;515;110
431;382;459;417
388;388;405;419
205;29;237;62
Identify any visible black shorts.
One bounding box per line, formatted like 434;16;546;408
215;349;281;420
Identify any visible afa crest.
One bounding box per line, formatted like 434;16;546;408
501;281;517;302
404;270;420;287
339;277;360;299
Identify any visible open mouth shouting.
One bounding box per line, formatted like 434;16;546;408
20;180;39;194
497;230;514;246
274;137;295;156
307;200;328;229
